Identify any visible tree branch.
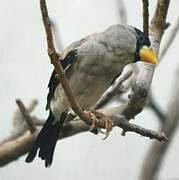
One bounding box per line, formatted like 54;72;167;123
112;114;168;141
139;0;172;179
142;0;149;36
95;68;133;109
149;0;171;55
0;0;170;168
40;0;108;129
0;132;35;167
40;0;167;141
159;18;179;60
0;104;168;167
16;99;36;133
116;0;127;24
140;67;179;180
147;94;165;124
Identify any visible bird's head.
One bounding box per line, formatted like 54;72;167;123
134;27;158;64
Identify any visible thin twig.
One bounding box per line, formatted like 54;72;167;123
159;18;179;60
112;114;168;141
16;99;36;133
40;0;107;128
142;0;149;35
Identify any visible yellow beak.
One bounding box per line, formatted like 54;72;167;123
139;46;158;64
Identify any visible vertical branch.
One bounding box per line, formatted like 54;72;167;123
142;0;149;35
139;1;172;179
140;67;179;180
116;0;127;24
149;0;171;55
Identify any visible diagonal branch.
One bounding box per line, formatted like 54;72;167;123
16;99;36;133
40;0;108;129
40;0;167;137
147;93;165;124
0;0;171;170
95;68;133;109
159;18;179;60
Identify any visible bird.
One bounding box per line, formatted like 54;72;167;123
25;24;158;167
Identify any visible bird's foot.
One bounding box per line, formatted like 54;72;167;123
86;110;113;139
86;111;98;130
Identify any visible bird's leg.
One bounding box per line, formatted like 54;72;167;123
86;110;113;139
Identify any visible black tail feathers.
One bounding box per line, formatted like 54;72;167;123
25;110;67;167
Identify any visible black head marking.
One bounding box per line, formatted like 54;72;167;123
133;27;151;62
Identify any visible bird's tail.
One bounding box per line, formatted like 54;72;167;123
25;110;67;167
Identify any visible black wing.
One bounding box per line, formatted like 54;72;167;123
46;50;77;110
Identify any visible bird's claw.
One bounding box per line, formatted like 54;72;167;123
86;111;98;131
86;110;113;139
102;118;113;140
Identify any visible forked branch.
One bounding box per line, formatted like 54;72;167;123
0;0;170;168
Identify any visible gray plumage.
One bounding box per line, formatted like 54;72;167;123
26;24;151;167
51;25;137;119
